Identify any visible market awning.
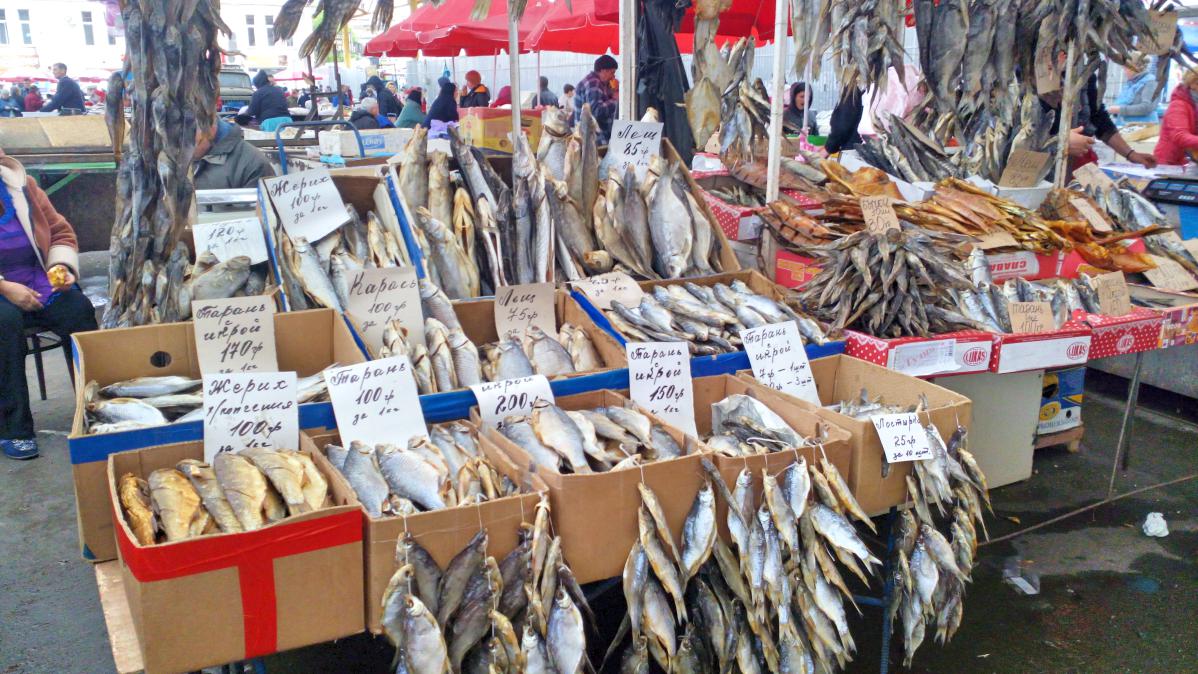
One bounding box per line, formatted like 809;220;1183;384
591;0;778;42
365;0;557;57
525;0;754;54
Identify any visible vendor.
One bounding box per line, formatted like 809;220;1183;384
0;150;97;460
1153;67;1198;166
825;85;864;154
396;90;426;129
490;86;513;109
1109;54;1159;125
366;76;402;118
459;71;491;108
350;98;384;130
783;82;818;136
575;55;619;144
193;117;276;190
241;70;292;132
424;77;460;128
1040;59;1155;172
40;63;85;115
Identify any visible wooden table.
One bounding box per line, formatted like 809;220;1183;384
95;561;144;674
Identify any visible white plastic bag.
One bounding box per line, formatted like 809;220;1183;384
1142;512;1169;537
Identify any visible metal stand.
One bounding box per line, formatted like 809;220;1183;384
852;507;898;674
273;119;365;172
1106;351;1145;499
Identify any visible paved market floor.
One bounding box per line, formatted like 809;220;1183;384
1;346;1195;673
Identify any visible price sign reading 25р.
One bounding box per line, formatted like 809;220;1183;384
627;341;697;437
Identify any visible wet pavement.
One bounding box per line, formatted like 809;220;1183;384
0;343;1194;673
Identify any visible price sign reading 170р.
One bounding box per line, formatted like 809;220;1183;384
627;341;697;437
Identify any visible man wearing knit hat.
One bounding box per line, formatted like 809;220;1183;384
459;70;491;109
574;55;619;143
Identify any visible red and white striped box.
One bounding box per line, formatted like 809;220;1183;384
1066;307;1165;358
845;330;994;377
990;326;1093;374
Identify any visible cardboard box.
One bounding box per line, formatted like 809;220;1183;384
0;114;112;151
1129;284;1198;348
301;423;545;633
985;239;1148;283
685;374;854;535
744;355;973;515
458;107;543;153
108;442;364;673
935;370;1041;489
990;326;1092;374
476;390;708;583
845;330;995;377
767;239;823;289
694;173;765;241
1038;366;1084;434
318;128;413;157
1066;306;1165;358
70;309;367;562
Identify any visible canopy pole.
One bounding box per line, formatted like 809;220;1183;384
537;51;542;105
493;52;499;92
452;56;457;83
618;0;635;119
509;15;521;145
765;0;790;202
1053;44;1079;187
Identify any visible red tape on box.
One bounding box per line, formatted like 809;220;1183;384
114;508;362;658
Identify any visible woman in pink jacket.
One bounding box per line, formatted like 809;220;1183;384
1154;68;1198;165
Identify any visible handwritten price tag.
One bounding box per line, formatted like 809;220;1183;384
999;149;1051;188
1069;197;1113;232
1148;9;1178;55
1034;43;1061;94
263;167;348;242
345;266;424;354
609;120;664;180
495;282;557;339
325;357;426;448
1094;271;1132;316
871;412;932;463
860;196;901;233
627;341;696;437
1009;301;1055;334
192;296;278;374
1144;254;1198;292
192;218;270;265
975;230;1020;250
469;375;555;427
569;271;644;311
202;372;298;463
887;339;958;377
1072;163;1116;192
742;321;820;405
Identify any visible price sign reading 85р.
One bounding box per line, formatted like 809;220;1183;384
627;341;697;437
324;357;426;448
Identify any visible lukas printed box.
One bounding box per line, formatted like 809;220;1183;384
107;442;364;673
990;326;1092;374
744;355;972;516
318;128;414;157
1038;366;1084;434
476;389;708;584
70;309;367;562
458;107;543;153
845;330;994;377
1066;306;1165;358
1129;284;1198;348
300;423;545;633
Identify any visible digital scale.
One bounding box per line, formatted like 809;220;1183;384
1140;176;1198;238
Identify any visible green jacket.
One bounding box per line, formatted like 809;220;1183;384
396;100;425;129
194;122;275;190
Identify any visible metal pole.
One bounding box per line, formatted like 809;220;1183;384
1053;42;1077;187
1106;351;1145;499
508;15;521;144
618;0;636;119
765;0;789;202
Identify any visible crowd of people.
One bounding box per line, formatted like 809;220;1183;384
0;63;106;118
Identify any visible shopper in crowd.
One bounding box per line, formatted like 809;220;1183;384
396;90;425;129
825;85;864;154
9;86;23;110
366;75;402;118
459;70;491;108
491;85;513;109
241;70;292;131
1109;53;1159;125
574;55;619;143
0;149;97;460
1152;67;1198;165
425;77;460;127
338;85;354;107
859;65;928;136
783;81;818;136
40;63;85;115
298;90;312;107
23;84;42;112
350;97;384;130
1040;59;1155;171
536;76;558;107
192;117;276;190
285;89;299;106
0;90;23;118
560;83;575;112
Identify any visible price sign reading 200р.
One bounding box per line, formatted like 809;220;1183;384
627;341;697;437
469;375;555;427
324;357;425;448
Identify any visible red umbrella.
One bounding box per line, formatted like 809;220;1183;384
525;0;751;54
592;0;779;41
365;0;556;57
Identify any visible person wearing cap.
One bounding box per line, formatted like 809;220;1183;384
459;71;491;109
242;70;292;131
575;55;619;143
1109;54;1159;124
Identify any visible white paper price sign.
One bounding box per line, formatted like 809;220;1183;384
470;375;555;426
345;266;424;353
609;120;664;180
741;321;820;405
871;413;932;463
569;271;644;310
202;372;298;463
495;282;557;339
627;341;697;437
192;218;270;265
887;339;958;377
325;357;426;448
192;296;279;374
263;167;349;243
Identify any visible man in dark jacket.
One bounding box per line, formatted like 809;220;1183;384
241;70;292;131
193;118;276;190
459;70;490;108
40;63;84;115
366;75;402;118
825;85;863;154
349;98;382;130
574;55;619;143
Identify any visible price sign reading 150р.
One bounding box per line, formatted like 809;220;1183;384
627;341;696;437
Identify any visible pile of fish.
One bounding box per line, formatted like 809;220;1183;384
794;229;982;338
322;422;529;518
81;372;333;435
960;250;1115;332
500;400;692;474
603;280;830;354
612;450;880;672
704;394;822;458
1079;180;1198;277
381;497;590;673
102;1;226;328
117;448;330;545
276;203;413;312
705;181;767;208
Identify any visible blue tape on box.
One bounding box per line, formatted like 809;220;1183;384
385;171;427;279
1178;204;1198;240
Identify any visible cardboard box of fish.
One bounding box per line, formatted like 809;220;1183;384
300;420;546;633
475;390;710;583
108;442;364;672
69;308;365;562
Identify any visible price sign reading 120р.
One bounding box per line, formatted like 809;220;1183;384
627;341;697;437
470;375;555;426
871;412;932;463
